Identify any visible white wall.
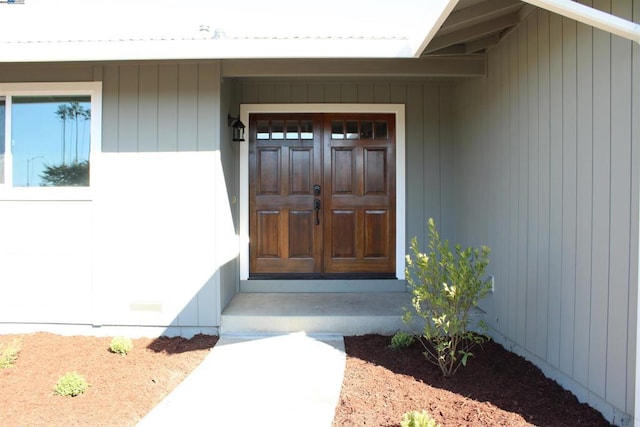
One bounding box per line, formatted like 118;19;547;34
0;151;236;338
0;201;93;325
91;151;236;336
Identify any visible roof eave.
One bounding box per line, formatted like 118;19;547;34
408;0;460;57
0;39;417;63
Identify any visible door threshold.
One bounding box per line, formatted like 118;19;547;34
249;273;396;280
240;278;407;293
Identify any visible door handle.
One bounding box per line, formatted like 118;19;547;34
313;185;321;195
314;199;321;225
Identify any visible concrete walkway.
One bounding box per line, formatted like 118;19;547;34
138;332;346;427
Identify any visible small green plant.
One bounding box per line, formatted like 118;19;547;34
390;331;415;350
54;371;89;397
109;336;133;356
401;410;441;427
404;218;491;376
0;338;22;369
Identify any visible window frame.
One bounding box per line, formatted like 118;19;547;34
0;82;102;200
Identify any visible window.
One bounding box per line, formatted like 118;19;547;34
0;82;101;188
330;119;389;140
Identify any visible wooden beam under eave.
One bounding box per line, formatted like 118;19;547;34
220;57;486;78
424;12;521;54
422;45;468;56
465;34;503;53
437;0;522;36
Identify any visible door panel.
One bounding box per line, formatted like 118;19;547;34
250;114;322;274
323;114;396;275
249;113;395;278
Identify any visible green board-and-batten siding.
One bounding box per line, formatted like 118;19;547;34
453;2;639;422
102;62;222;153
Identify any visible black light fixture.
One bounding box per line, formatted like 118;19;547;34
228;114;246;142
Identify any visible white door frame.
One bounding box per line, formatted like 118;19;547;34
239;103;406;280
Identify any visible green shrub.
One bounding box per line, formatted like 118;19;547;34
389;331;415;350
401;410;441;427
54;371;89;397
404;218;491;376
0;338;21;369
109;336;133;356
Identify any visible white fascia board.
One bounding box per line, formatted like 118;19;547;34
522;0;640;44
0;39;415;62
408;0;460;58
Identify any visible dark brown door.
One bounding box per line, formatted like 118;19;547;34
323;114;396;274
249;113;395;278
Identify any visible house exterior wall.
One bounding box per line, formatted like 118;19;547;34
452;3;639;424
0;61;235;337
232;77;456;254
219;77;240;311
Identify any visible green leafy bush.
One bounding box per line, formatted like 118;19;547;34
0;338;22;369
389;331;415;350
404;218;491;376
54;371;89;397
40;160;89;187
401;410;441;427
109;336;133;356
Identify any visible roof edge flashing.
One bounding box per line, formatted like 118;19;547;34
522;0;640;44
409;0;460;58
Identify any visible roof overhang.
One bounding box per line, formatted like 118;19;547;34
1;0;637;64
0;0;458;63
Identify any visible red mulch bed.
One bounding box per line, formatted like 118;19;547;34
0;333;218;426
334;334;612;427
0;332;612;426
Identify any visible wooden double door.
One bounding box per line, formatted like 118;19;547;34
249;113;396;278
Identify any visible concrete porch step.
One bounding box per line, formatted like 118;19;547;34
220;292;415;336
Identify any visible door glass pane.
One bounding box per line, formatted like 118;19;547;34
300;120;313;139
0;97;4;184
285;121;299;139
12;96;91;187
375;121;388;139
256;120;270;140
361;121;373;139
346;121;359;139
331;121;344;139
271;120;284;139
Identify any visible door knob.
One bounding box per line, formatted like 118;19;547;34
313;185;321;195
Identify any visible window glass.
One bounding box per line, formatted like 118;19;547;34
256;120;270;140
12;96;91;187
331;121;344;139
375;121;388;139
271;120;284;139
346;121;359;139
285;121;299;139
361;121;373;139
0;97;4;184
300;120;313;140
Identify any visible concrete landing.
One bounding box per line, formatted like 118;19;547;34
220;292;414;336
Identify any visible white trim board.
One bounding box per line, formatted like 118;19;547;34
239;103;406;281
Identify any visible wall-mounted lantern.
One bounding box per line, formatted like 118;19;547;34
228;114;246;142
